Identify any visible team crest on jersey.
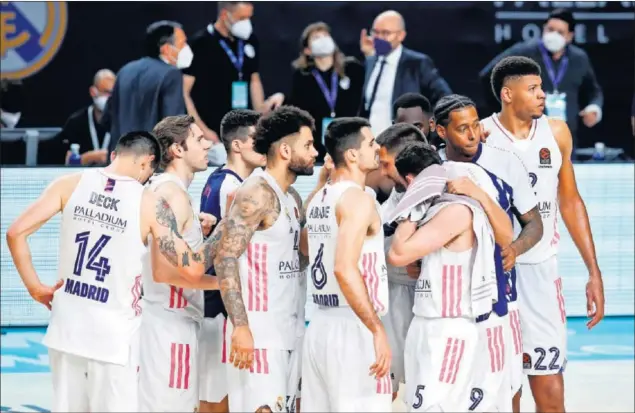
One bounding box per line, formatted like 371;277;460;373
1;2;69;80
539;147;552;168
523;352;532;369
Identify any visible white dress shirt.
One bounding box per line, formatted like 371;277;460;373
365;45;403;137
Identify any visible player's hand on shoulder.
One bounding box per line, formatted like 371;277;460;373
29;279;64;310
447;176;483;202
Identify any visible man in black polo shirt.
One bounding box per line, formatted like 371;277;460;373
183;1;284;163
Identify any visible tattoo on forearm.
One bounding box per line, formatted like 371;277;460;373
213;180;276;327
182;251;190;267
512;206;544;255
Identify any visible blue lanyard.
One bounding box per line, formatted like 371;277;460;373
539;43;569;91
311;69;339;117
219;39;244;80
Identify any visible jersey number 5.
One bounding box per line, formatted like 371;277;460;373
311;243;327;290
73;231;112;282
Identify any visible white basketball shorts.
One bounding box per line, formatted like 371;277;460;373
49;329;140;412
224;322;291;412
286;334;304;412
404;316;478;412
138;306;200;412
516;255;568;376
302;307;392;412
472;312;512;412
198;315;228;403
381;280;415;392
506;301;524;394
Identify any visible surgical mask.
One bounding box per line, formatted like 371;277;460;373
93;95;108;111
311;36;336;57
373;37;392;56
230;18;253;40
542;31;567;53
176;45;194;69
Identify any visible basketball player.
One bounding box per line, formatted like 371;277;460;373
386;141;508;412
374;123;427;400
302;117;392;412
434;94;545;411
138;115;219;411
198;109;265;413
6;132;221;412
485;56;605;413
212;106;317;412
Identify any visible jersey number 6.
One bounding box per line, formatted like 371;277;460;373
311;243;327;290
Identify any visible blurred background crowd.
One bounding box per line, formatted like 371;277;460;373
1;1;634;166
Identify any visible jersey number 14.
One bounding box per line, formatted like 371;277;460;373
73;231;112;282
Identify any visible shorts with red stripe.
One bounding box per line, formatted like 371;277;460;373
225;345;291;412
198;315;228;403
506;301;524;394
404;316;479;412
139;304;200;412
472;312;512;412
516;256;568;376
301;307;393;412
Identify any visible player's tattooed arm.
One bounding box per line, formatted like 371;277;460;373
288;186;309;272
214;179;278;327
511;206;543;256
145;191;207;281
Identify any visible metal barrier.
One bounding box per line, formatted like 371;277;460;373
0;128;62;166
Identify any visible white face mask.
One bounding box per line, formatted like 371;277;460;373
230;18;253;40
93;95;108;111
176;44;194;69
311;36;336;57
542;31;567;53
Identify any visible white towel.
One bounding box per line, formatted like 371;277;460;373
423;194;498;317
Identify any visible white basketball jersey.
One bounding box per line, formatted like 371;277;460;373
414;247;476;319
482;114;562;264
43;169;147;365
380;189;415;286
306;181;389;317
141;173;205;321
236;169;302;350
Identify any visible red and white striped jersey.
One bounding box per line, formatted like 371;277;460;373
413;247;476;319
236;169;303;350
43;169;147;365
306;181;389;317
141;173;205;321
481;114;562;264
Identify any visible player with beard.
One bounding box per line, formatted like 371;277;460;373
484;56;605;413
198;109;265;413
138;115;218;411
302;117;392;412
7;132;222;412
213;106;317;412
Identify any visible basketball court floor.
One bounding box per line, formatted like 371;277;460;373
1;317;633;412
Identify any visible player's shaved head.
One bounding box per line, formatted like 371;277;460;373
374;10;405;31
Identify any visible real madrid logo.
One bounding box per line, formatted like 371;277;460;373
1;1;68;80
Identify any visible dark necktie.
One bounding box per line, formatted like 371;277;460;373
366;58;387;113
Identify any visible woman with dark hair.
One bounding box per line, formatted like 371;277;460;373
288;22;364;162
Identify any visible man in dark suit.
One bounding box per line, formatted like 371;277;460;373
479;9;603;151
104;20;190;155
359;10;452;137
